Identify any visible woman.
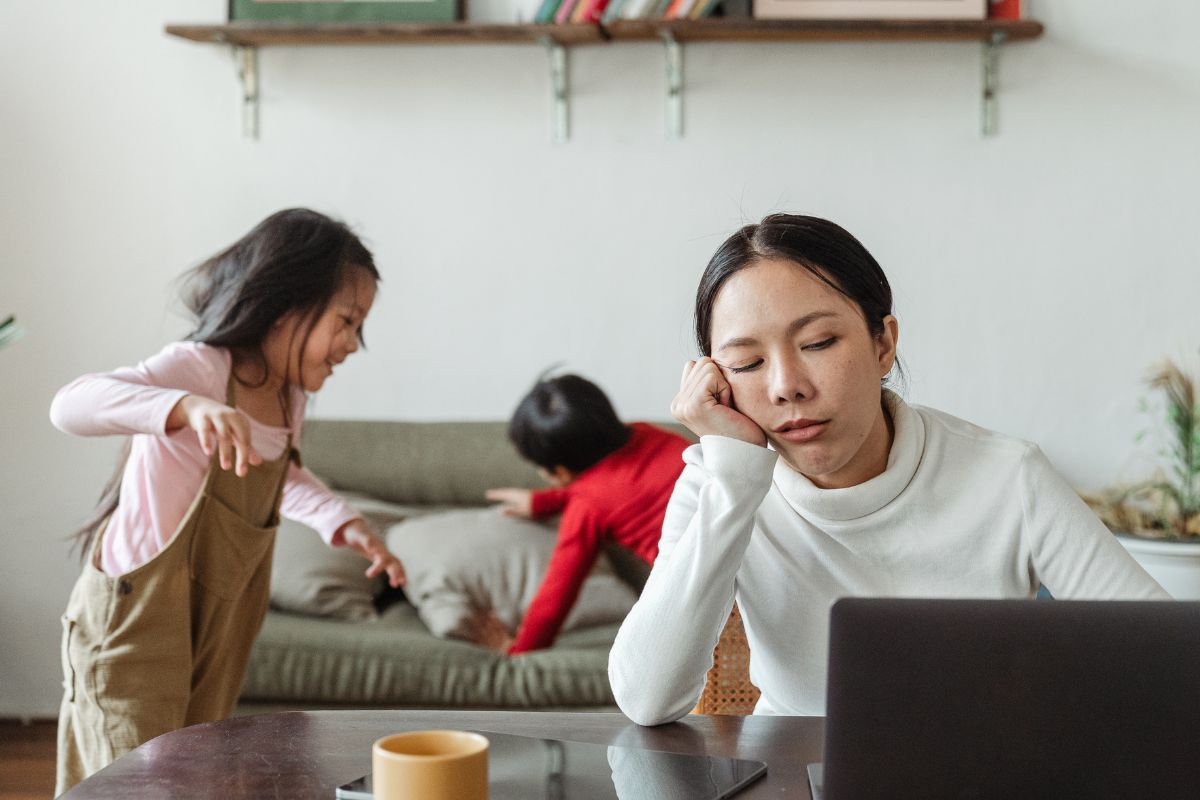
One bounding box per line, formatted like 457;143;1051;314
608;214;1168;726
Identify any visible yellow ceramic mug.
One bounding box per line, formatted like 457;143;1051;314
372;730;489;800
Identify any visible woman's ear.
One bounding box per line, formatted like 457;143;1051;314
876;315;899;376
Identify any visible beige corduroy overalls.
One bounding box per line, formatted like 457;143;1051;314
56;376;296;795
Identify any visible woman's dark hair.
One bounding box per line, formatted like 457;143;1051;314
71;208;378;559
695;214;897;375
508;374;631;474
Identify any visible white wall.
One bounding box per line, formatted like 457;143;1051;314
1;0;1197;716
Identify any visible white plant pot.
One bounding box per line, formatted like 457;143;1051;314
1117;535;1200;600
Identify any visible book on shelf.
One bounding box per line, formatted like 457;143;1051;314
571;0;612;23
752;0;985;20
538;0;732;22
988;0;1020;18
553;0;579;23
534;0;562;22
228;0;462;23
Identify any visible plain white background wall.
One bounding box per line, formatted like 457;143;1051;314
1;0;1197;716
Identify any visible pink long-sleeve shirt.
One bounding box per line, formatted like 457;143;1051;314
50;341;360;576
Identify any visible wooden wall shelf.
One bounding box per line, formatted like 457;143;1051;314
164;19;1042;46
164;22;608;47
164;18;1044;141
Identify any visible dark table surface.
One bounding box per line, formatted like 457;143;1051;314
62;710;825;799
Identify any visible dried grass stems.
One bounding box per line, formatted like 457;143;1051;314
1083;356;1200;540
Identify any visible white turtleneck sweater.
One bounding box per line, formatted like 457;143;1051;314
608;394;1169;725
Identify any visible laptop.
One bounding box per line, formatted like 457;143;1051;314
338;730;767;799
809;598;1200;800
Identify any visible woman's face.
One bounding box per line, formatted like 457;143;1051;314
709;258;898;488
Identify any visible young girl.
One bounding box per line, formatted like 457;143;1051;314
51;208;405;792
609;213;1170;727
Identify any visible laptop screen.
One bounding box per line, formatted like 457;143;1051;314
819;598;1200;799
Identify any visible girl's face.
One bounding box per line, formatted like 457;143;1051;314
271;266;377;393
709;258;898;489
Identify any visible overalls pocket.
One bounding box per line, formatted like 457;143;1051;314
60;615;77;701
189;494;277;601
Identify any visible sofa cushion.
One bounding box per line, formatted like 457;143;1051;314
241;605;619;708
270;492;438;621
301;421;541;506
384;509;639;641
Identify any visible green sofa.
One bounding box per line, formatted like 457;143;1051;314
239;420;681;712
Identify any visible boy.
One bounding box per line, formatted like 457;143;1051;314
484;374;690;654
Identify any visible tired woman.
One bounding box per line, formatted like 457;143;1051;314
609;214;1168;725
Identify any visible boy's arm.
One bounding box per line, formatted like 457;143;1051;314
530;487;569;518
508;501;604;654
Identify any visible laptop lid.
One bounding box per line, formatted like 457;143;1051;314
820;598;1200;800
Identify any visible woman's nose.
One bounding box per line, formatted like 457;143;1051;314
769;355;813;404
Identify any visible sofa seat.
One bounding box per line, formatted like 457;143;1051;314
242;603;622;709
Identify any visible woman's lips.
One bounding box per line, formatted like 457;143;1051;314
775;420;829;443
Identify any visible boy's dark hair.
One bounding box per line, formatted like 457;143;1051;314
508;374;631;474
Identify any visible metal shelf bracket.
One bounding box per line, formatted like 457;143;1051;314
539;37;570;143
234;45;259;139
660;31;684;140
981;30;1006;137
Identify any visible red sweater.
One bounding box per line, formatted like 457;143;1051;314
508;423;690;654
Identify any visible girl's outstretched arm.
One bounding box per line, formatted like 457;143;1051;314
49;342;224;437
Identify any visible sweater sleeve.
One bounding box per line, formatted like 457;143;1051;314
508;500;605;654
281;463;363;547
608;436;777;726
1021;445;1170;599
49;341;224;437
530;487;569;518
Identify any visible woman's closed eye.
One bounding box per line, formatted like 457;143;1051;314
802;336;838;351
728;359;763;374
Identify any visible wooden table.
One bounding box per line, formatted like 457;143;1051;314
61;710;825;798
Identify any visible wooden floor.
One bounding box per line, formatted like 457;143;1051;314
0;720;56;800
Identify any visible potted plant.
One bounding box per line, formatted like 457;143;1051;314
0;315;22;350
1083;355;1200;598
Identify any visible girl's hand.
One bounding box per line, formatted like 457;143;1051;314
339;519;406;588
462;608;515;654
485;488;534;519
168;394;263;477
671;358;767;446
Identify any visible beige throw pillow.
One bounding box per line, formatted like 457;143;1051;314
270;492;428;621
384;508;639;641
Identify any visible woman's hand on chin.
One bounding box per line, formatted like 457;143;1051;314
672;358;767;447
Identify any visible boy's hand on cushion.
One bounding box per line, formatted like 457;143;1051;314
485;488;533;519
339;519;406;588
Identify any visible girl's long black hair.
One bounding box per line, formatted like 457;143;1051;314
70;209;378;559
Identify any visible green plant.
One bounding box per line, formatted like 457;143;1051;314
0;315;23;350
1085;355;1200;540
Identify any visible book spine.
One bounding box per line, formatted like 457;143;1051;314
583;0;612;22
554;0;579;23
988;0;1020;18
535;0;563;23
